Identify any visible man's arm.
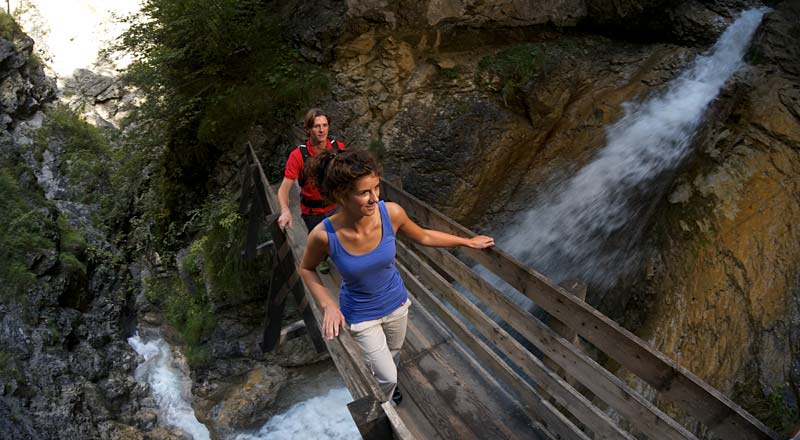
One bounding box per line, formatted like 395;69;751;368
277;177;295;231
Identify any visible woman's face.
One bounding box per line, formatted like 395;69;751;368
340;173;380;217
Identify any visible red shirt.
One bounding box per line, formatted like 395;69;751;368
284;139;346;215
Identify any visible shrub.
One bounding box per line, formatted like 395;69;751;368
188;194;270;304
479;44;545;105
0;161;57;301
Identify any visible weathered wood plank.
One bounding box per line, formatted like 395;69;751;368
398;271;589;439
396;247;635;440
382;179;778;440
242;191;263;260
381;402;416;440
348;396;393;440
403;292;556;440
404;240;696;440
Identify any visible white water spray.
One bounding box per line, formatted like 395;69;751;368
235;387;360;440
500;8;769;289
128;334;211;440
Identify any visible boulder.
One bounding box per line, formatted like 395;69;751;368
208;364;288;435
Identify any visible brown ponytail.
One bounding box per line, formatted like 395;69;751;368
308;149;383;204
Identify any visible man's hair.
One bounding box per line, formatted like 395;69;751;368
304;108;330;137
308;149;383;204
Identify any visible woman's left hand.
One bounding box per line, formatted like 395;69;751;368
466;235;494;249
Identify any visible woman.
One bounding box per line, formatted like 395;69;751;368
299;149;494;404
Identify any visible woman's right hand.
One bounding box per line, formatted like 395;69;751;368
322;303;346;340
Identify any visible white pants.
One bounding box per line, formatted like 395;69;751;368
348;300;410;400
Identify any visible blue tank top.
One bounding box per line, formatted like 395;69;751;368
323;201;408;324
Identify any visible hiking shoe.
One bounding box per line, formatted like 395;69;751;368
318;261;330;275
392;386;403;405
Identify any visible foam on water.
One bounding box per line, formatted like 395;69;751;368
235;387;360;440
497;8;770;290
128;334;211;440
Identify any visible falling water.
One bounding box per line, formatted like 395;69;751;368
499;8;770;290
128;334;212;440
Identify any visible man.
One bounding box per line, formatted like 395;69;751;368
277;108;346;272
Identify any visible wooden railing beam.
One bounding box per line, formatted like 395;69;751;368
381;178;778;440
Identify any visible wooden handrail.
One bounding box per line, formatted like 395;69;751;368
396;241;695;440
403;240;697;439
380;178;779;440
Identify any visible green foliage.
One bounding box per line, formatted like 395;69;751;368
0;351;23;391
368;139;386;161
439;66;461;80
188;194;269;303
735;382;800;437
0;161;57;301
0;11;22;41
112;0;330;235
479;44;545;105
759;389;800;437
40;104;114;207
143;274;215;367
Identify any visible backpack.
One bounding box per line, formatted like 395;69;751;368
297;139;344;208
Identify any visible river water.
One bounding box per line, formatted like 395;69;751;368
128;333;360;439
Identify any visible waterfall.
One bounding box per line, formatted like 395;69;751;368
128;334;212;439
498;8;770;291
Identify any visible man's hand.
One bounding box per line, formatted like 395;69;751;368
278;210;293;231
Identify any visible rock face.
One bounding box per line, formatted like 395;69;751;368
0;21;153;440
619;2;800;431
0;28;55;128
62;68;138;129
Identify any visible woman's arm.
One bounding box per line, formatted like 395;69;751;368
299;226;345;339
387;202;494;249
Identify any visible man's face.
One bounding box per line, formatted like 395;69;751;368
310;116;329;146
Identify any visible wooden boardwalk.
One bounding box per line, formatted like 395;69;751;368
239;144;781;440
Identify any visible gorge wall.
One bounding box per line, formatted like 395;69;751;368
268;0;800;431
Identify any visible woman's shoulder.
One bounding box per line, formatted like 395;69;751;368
383;201;408;222
307;220;331;247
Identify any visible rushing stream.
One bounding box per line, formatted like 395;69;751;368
128;333;359;439
496;8;770;292
128;334;212;439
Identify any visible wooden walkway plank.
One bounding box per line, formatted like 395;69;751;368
396;265;589;440
381;179;779;440
405;240;697;440
396;246;638;440
401;294;554;440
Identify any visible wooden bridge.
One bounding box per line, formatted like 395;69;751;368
238;144;781;440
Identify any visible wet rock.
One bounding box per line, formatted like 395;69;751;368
204;364;288;435
617;2;800;430
266;334;330;367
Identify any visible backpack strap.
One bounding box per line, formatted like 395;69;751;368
297;145;310;187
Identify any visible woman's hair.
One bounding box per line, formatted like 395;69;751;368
303;108;330;137
308;149;383;203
